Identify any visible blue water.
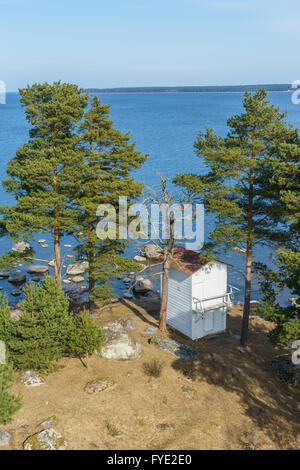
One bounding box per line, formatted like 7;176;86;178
0;91;298;304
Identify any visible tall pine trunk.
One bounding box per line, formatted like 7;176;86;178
88;219;95;313
241;165;254;346
241;239;252;346
53;168;61;284
54;226;61;284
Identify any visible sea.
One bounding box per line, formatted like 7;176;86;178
0;91;298;304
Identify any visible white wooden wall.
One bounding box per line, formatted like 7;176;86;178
166;268;192;338
192;262;227;309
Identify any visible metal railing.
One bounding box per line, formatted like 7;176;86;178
192;284;240;315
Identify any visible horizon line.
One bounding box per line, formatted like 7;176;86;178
6;83;294;93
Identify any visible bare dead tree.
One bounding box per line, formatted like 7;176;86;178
137;173;190;333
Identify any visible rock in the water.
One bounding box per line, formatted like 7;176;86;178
99;322;141;360
142;326;158;336
66;261;88;276
48;260;55;267
41;244;49;248
63;279;71;285
150;336;200;361
0;429;11;447
20;371;44;387
23;429;67;450
117;317;139;330
12;241;30;253
64;244;72;248
134;255;147;263
122;277;131;284
123;293;133;300
78;285;88;292
136;291;160;302
27;265;49;274
0;340;6;364
84;377;116;394
11;289;21;297
232;246;246;253
38;239;46;244
71;275;85;284
0;270;10;278
66;255;74;258
134;278;153;293
8;271;26;284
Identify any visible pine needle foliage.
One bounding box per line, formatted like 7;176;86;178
73;96;148;306
174;89;299;345
0;276;71;371
0;82;89;282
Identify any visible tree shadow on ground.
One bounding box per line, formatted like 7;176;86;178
117;298;159;327
168;311;300;449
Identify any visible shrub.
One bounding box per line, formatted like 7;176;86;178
143;359;163;378
0;276;72;371
68;309;105;368
0;364;22;424
0;294;12;346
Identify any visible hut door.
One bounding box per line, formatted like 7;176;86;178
204;311;213;332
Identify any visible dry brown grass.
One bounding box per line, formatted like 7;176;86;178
2;301;300;450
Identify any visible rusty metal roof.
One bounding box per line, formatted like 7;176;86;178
169;245;229;276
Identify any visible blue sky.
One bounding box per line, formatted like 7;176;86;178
1;0;300;90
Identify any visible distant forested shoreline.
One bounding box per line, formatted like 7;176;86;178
86;84;292;94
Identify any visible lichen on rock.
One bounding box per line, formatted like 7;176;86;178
23;428;67;450
84;377;116;394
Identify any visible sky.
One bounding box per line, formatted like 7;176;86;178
1;0;300;91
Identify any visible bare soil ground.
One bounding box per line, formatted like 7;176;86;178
2;300;300;450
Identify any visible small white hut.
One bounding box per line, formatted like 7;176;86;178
160;246;234;340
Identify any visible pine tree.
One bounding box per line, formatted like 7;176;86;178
0;276;72;370
68;309;105;368
1;82;89;283
174;89;298;345
73;96;147;308
255;134;300;345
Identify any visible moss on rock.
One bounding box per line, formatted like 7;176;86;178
23;428;67;450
